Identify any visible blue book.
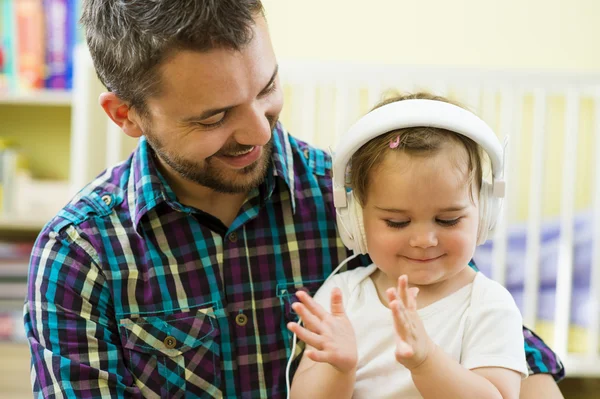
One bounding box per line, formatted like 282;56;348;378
65;0;78;90
1;0;18;91
43;0;69;89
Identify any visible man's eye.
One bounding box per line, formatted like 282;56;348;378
260;81;277;97
198;112;226;127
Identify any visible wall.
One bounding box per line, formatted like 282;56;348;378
263;0;598;71
263;0;599;219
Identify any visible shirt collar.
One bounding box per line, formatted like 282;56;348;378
129;122;297;230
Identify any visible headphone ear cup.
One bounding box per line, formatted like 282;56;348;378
477;181;504;246
336;192;369;255
477;182;491;245
348;196;368;254
336;204;357;252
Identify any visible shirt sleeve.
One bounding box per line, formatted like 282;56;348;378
461;277;529;378
523;326;566;382
23;225;143;398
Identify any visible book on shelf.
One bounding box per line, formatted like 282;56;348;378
16;0;45;90
0;0;82;92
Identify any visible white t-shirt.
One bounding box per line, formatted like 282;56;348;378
313;264;528;399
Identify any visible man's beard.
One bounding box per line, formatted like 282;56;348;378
146;117;277;194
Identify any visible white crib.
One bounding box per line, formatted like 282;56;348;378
70;45;600;377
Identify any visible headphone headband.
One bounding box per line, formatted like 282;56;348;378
332;99;505;208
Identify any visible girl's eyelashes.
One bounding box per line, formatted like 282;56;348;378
436;218;461;227
383;218;462;228
384;220;409;229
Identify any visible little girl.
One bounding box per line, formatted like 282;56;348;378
287;92;527;398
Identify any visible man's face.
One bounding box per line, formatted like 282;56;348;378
138;16;283;194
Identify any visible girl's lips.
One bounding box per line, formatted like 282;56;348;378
215;146;262;168
403;255;445;263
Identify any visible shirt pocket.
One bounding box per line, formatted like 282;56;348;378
276;279;326;323
119;306;221;399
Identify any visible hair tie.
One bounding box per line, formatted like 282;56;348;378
389;136;400;149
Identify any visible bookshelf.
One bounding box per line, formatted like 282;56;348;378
0;2;80;370
1;0;80;232
0;90;72;106
0;216;49;232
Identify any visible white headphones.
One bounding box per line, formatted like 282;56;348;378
332;99;506;254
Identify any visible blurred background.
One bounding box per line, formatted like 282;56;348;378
0;0;598;397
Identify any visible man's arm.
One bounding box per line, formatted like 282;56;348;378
24;225;140;398
521;326;565;399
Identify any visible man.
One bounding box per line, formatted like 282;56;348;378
24;1;564;398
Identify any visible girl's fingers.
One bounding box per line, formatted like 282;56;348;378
386;288;397;305
296;290;328;320
407;287;419;311
390;299;408;339
287;322;324;350
305;349;332;365
398;275;409;307
291;302;322;333
329;288;346;316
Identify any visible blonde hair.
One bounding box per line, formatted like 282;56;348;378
349;92;484;206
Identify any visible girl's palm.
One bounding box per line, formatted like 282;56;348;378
287;288;357;373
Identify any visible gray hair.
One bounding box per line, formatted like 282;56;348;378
81;0;264;114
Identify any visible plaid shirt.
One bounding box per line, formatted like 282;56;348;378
24;123;563;399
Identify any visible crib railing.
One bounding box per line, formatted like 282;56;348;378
278;61;600;376
70;46;600;376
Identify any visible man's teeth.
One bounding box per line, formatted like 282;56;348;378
225;147;254;157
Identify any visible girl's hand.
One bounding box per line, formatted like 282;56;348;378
386;275;435;371
287;288;358;374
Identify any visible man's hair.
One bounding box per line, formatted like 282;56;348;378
349;91;484;206
81;0;264;114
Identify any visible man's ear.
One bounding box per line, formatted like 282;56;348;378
99;92;144;138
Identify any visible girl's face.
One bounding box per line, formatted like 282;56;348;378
362;144;479;287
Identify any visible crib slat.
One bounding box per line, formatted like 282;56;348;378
290;83;309;144
481;87;497;129
507;90;525;222
367;81;383;111
554;90;580;356
491;89;516;286
465;86;481;115
300;84;318;147
317;85;336;151
523;90;547;328
590;93;600;357
334;84;353;142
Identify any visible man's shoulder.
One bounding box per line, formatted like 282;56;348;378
285;131;332;178
43;161;132;236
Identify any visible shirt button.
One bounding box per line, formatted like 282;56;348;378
235;313;248;326
164;336;177;349
303;148;310;159
101;194;112;206
228;232;238;243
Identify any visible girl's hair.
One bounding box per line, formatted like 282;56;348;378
349;91;484;206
